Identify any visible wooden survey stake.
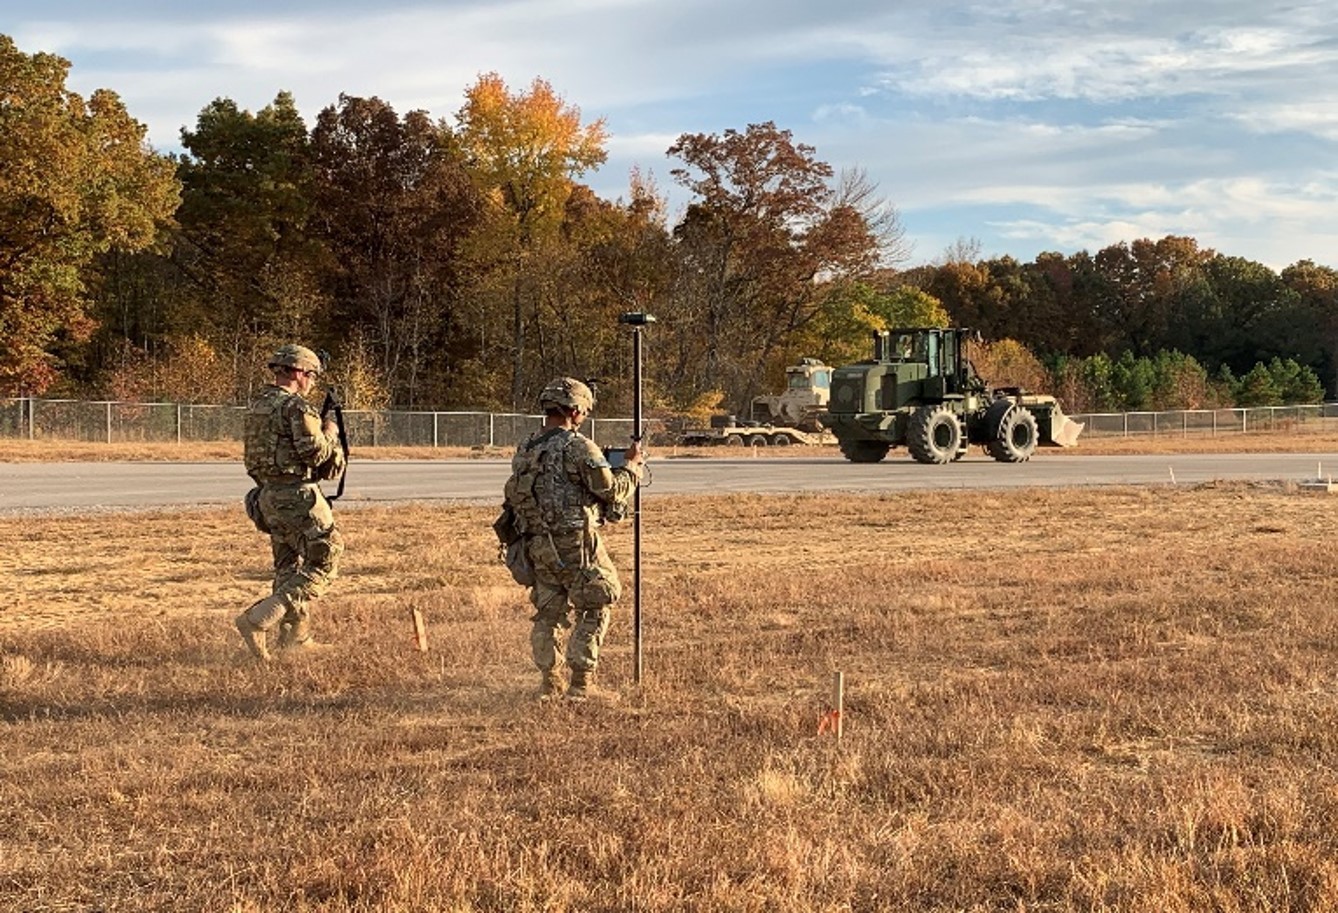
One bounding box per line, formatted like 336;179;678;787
411;607;428;652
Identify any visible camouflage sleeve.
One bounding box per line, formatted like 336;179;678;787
572;436;639;508
283;395;342;470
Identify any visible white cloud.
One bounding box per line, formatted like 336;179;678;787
1230;101;1338;142
813;103;870;126
983;176;1338;268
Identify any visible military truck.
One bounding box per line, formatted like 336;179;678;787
749;357;831;429
825;327;1083;464
681;357;836;446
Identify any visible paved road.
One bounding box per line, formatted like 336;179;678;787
3;452;1337;514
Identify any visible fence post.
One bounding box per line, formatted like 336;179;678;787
176;404;182;444
105;402;112;444
489;412;495;448
433;412;439;448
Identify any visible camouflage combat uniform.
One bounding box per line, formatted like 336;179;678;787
505;426;640;688
239;383;345;654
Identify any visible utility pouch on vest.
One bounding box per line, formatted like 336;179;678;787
503;538;536;587
494;502;533;586
493;503;522;546
243;486;270;534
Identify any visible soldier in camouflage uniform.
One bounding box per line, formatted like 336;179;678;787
235;344;346;661
504;377;645;700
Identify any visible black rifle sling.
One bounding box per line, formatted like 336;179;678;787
322;390;350;502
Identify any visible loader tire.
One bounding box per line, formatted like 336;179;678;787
987;403;1038;462
840;440;889;463
908;405;963;465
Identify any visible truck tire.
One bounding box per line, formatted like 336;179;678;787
709;414;737;429
908;405;963;465
724;434;744;446
746;433;768;447
839;440;889;463
770;433;793;446
987;403;1038;462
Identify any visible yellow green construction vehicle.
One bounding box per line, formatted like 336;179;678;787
825;328;1083;463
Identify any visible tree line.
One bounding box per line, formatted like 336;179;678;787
2;34;1334;422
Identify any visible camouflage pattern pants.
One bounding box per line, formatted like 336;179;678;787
526;529;622;674
241;482;344;637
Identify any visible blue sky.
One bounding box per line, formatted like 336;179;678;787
8;0;1337;270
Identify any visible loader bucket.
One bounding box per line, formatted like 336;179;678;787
1046;406;1084;448
1027;398;1084;448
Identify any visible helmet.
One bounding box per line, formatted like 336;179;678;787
538;376;595;414
268;344;322;374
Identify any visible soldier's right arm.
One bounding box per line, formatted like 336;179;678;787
573;437;641;508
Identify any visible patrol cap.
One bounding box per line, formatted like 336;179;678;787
538;376;595;414
268;344;322;374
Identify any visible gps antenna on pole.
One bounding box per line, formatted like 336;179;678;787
618;311;655;685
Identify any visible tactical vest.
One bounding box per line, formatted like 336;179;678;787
244;386;312;483
505;428;600;535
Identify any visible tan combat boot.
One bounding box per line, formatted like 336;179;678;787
280;636;334;656
234;613;271;662
567;668;618;703
539;668;565;700
276;619;332;655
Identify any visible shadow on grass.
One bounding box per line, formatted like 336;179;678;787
0;621;525;725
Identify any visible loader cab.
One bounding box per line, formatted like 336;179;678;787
872;327;978;401
926;332;941;377
934;328;971;394
877;328;943;373
876;330;922;362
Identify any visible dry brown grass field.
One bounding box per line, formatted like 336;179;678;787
5;474;1338;910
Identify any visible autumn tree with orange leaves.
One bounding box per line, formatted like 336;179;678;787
454;73;609;408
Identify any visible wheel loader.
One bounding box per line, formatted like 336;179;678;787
824;327;1083;464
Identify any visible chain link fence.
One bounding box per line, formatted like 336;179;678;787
3;397;1338;448
0;398;651;449
1067;403;1338;438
